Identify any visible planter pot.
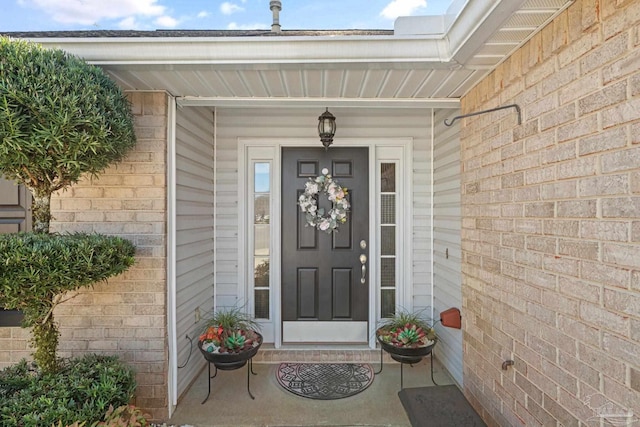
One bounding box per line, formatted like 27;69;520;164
198;332;263;370
376;333;436;365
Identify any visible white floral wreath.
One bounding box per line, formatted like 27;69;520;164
298;168;350;233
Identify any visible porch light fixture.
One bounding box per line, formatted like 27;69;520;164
318;108;336;149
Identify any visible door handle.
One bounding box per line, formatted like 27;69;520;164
359;254;367;284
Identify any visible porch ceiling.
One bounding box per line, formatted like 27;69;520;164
15;0;574;106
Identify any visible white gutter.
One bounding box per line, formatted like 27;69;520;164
24;36;453;67
449;0;575;65
447;0;527;62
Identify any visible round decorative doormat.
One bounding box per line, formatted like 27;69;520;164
276;362;374;400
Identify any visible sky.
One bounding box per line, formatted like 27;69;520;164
1;0;455;32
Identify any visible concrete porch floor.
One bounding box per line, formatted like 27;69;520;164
167;352;456;427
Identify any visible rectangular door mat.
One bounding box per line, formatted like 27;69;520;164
398;385;487;427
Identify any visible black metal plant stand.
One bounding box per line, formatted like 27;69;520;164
374;339;438;389
198;332;263;404
201;356;258;404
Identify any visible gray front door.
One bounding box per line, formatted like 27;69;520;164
281;147;369;343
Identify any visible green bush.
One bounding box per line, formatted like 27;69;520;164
0;355;136;427
0;233;136;372
50;404;151;427
0;37;138;375
0;36;136;233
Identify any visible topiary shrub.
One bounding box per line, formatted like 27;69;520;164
0;233;135;373
0;36;136;233
0;354;136;427
0;37;138;374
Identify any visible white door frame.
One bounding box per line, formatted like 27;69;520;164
238;137;412;349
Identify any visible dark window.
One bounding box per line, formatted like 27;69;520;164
0;309;24;327
0;178;31;326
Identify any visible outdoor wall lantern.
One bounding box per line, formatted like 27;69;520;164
318;108;336;149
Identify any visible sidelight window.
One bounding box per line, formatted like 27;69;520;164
253;162;270;319
380;162;397;318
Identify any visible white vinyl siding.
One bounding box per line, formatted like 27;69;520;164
432;109;463;385
412;111;433;312
172;106;463;381
175;107;215;399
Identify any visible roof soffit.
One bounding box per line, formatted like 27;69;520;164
13;0;574;101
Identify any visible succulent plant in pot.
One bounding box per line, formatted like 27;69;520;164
198;307;263;369
376;309;437;364
377;309;437;348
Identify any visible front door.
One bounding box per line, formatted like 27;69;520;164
281;147;369;343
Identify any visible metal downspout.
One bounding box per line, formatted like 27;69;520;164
430;108;435;322
213;107;217;311
167;95;178;415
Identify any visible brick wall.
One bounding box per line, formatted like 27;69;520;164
0;92;169;419
460;0;640;425
0;326;31;367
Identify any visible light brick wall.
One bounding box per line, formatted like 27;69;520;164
0;92;169;420
0;326;31;367
460;1;640;425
